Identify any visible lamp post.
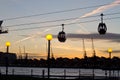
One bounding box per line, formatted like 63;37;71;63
6;42;10;53
5;42;10;76
108;48;112;78
46;34;53;79
108;48;112;59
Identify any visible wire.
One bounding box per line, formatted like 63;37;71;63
5;12;120;28
10;24;60;31
2;3;119;21
5;15;98;27
9;16;120;31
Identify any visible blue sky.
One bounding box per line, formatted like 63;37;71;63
0;0;120;59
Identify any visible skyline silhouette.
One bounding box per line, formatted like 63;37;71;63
0;0;120;59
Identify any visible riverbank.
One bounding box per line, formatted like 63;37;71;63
0;75;119;80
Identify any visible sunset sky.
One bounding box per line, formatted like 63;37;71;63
0;0;120;59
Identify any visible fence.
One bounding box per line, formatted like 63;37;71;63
0;67;120;79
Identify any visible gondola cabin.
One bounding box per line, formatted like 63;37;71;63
98;23;107;35
0;20;8;34
58;31;66;42
98;13;107;35
58;24;66;42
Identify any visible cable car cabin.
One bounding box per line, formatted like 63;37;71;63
98;23;107;35
58;31;66;42
0;30;8;34
0;20;8;34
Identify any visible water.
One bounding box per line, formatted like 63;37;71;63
0;67;119;78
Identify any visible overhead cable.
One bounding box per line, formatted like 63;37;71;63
2;3;119;21
5;12;120;28
10;16;120;31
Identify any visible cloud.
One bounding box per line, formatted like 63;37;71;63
53;32;120;42
53;45;82;52
64;0;120;35
81;0;120;18
102;50;120;54
14;27;57;44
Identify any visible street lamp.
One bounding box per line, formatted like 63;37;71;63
6;42;11;53
108;48;112;78
5;41;11;76
46;34;53;79
108;48;112;59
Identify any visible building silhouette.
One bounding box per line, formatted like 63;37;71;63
0;52;17;66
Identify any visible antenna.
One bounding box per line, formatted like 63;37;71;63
19;46;22;59
24;46;28;60
19;46;21;54
82;39;87;59
50;42;54;59
24;46;25;54
46;42;48;53
91;38;96;57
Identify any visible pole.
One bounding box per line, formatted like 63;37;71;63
12;69;14;75
42;70;45;78
92;67;94;80
7;46;9;53
64;69;66;79
47;40;50;79
79;69;81;79
5;57;8;75
31;69;33;76
109;52;111;59
109;52;111;78
6;46;9;76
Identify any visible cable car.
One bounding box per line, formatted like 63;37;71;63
98;23;107;34
98;13;107;35
58;24;66;42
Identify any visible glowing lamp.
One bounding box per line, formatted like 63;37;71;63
46;34;53;40
108;48;112;53
6;42;11;47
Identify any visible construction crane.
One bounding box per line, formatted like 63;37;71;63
82;39;87;59
91;38;96;57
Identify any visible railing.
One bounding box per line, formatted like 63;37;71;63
0;67;120;79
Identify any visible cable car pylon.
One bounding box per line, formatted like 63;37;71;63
98;13;107;35
58;24;66;42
